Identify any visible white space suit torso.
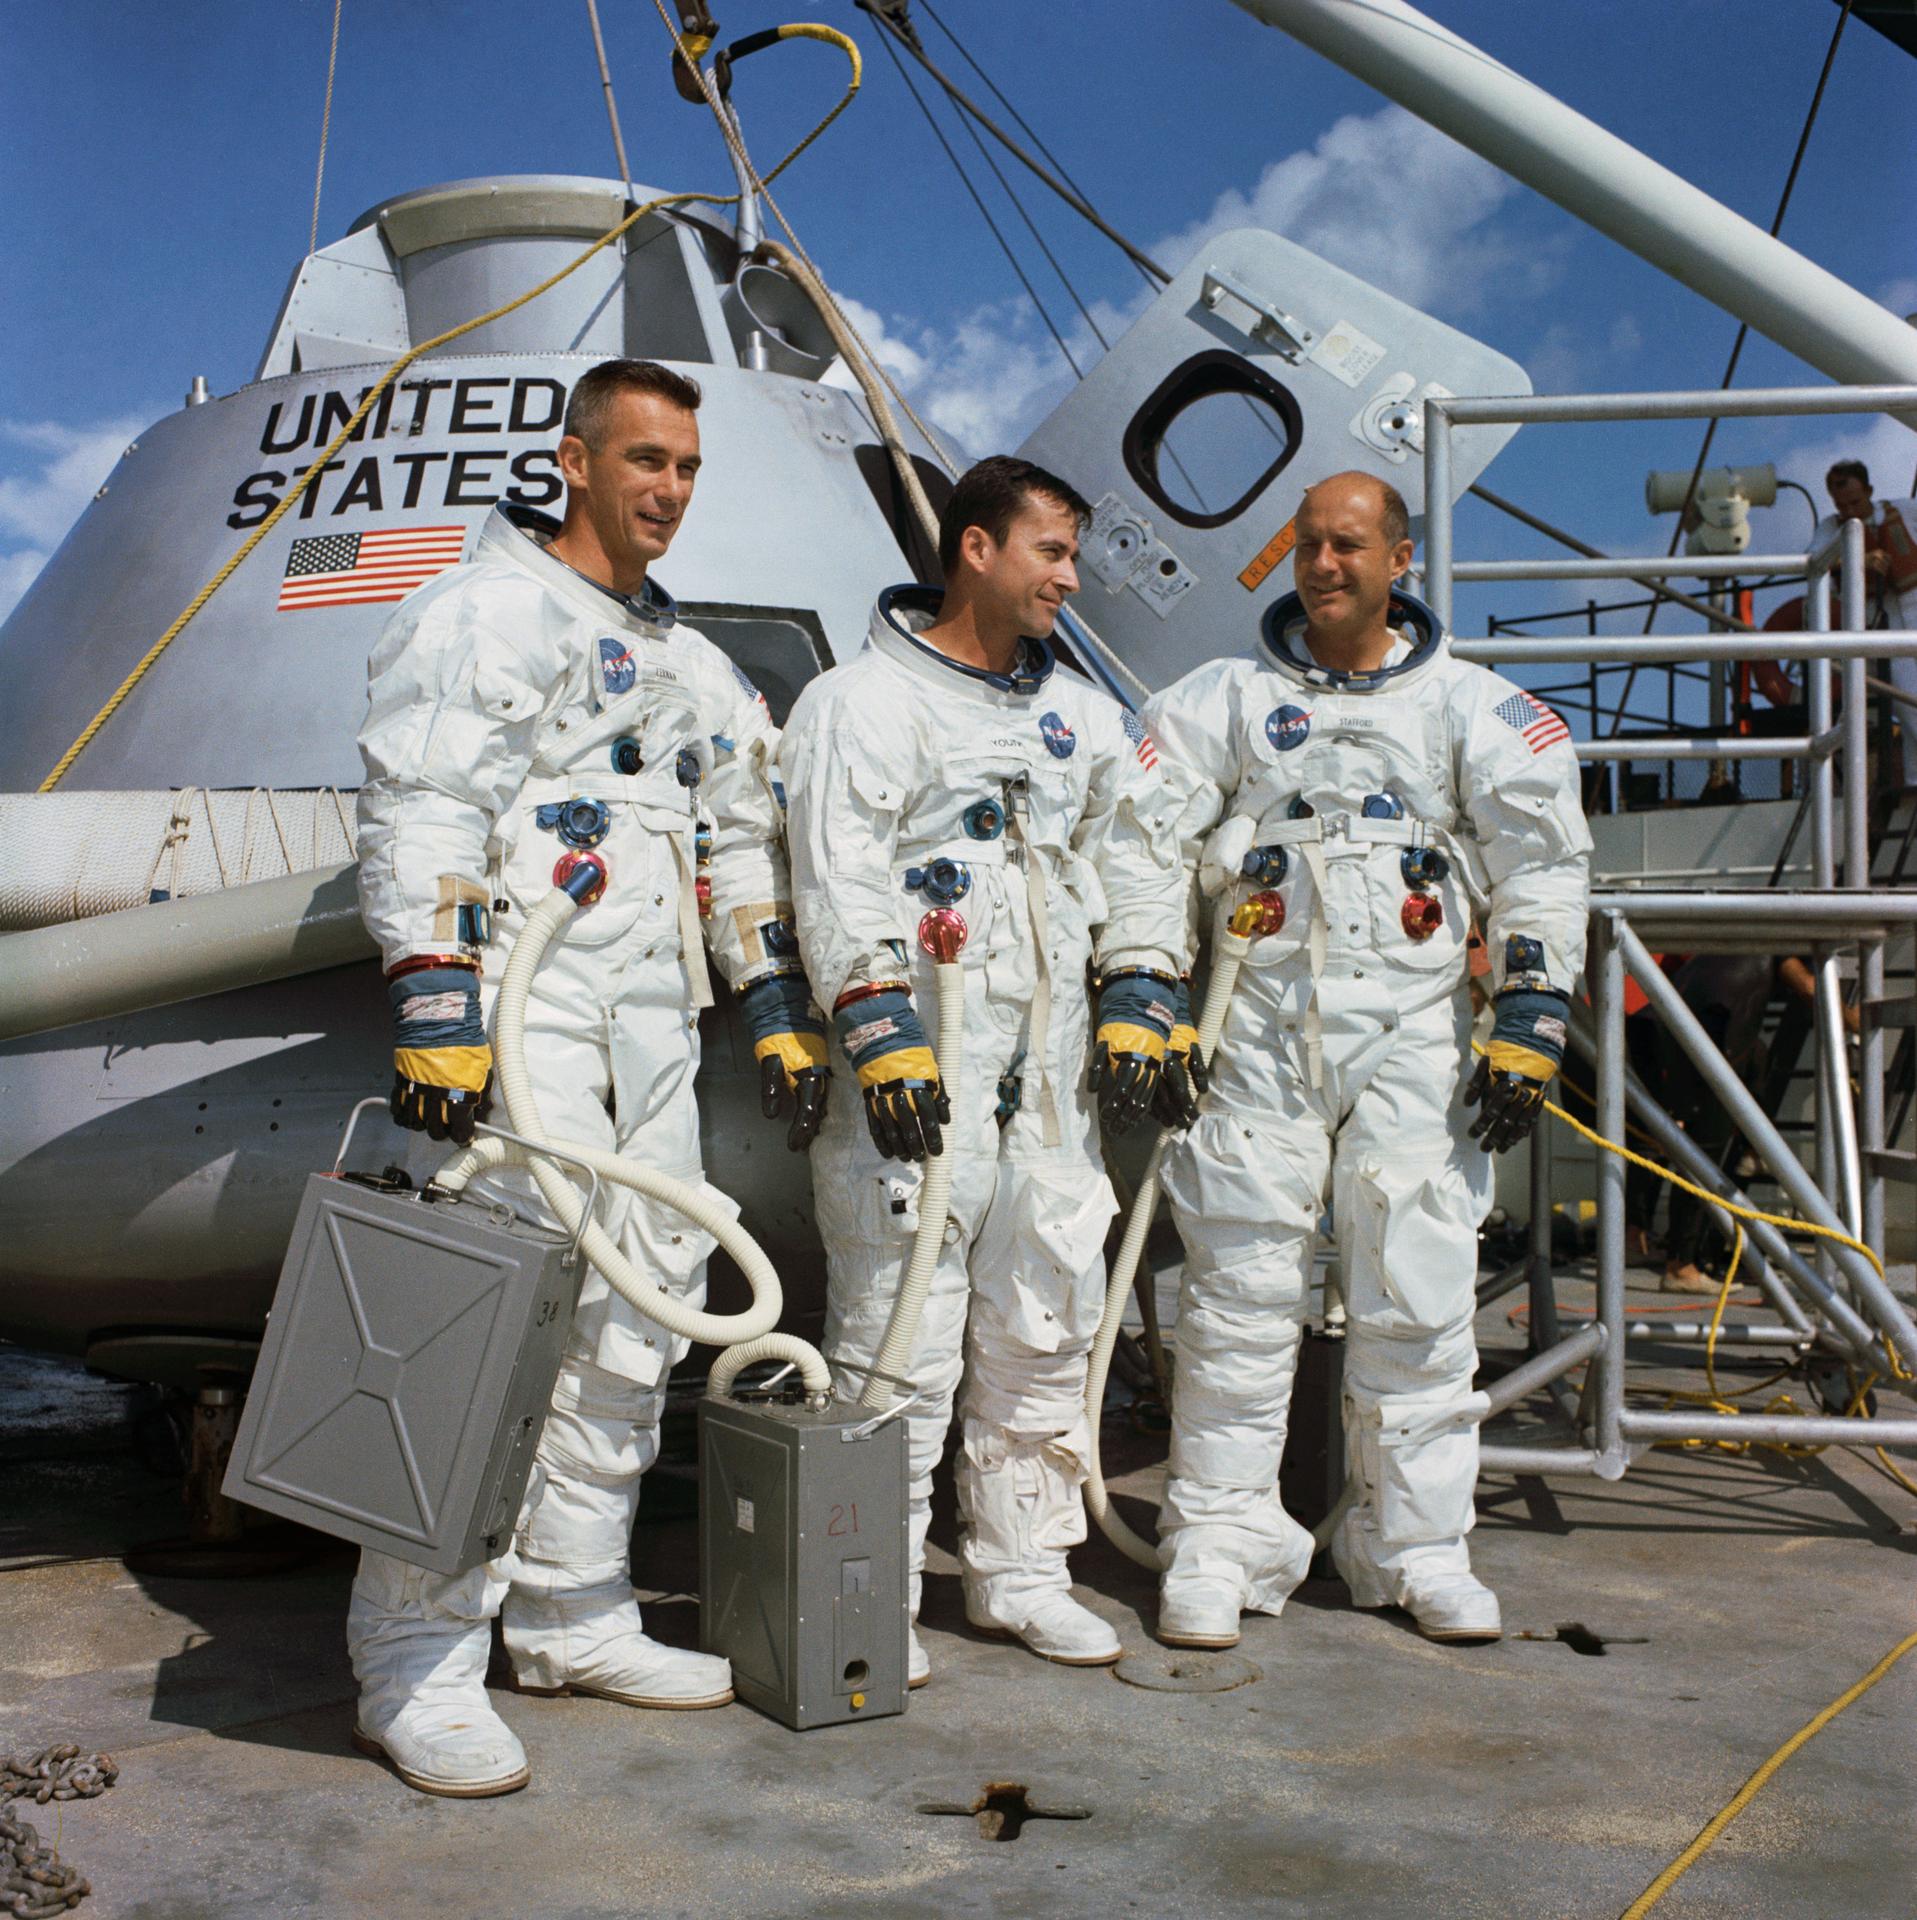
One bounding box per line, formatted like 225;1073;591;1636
356;502;793;1380
1146;600;1591;1114
349;502;782;1737
777;585;1188;1644
1139;594;1592;1625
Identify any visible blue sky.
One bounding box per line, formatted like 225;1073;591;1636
4;0;1914;663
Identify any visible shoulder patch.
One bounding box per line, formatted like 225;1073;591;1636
1122;710;1160;769
1493;690;1570;754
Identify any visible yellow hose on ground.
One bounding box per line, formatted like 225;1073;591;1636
39;26;861;792
1619;1628;1917;1917
1539;1088;1916;1492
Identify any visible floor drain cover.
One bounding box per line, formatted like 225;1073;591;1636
1113;1648;1262;1693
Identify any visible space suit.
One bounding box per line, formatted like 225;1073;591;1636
350;502;813;1793
780;586;1187;1676
1142;590;1590;1642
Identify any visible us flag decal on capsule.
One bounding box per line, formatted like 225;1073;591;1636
277;526;464;610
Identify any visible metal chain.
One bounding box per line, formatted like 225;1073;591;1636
1;1752;118;1807
3;1808;91;1918
0;1751;117;1919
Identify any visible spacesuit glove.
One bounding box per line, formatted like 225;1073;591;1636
833;986;949;1163
737;970;830;1152
1465;986;1569;1154
1150;977;1209;1131
1090;968;1178;1138
388;963;493;1146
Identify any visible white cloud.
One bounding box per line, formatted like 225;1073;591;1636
1151;105;1551;317
1778;413;1917;518
0;548;48;621
840;106;1553;459
1877;276;1917;321
0;414;149;618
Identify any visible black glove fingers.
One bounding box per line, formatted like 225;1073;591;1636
787;1071;827;1152
759;1054;789;1120
913;1085;944;1159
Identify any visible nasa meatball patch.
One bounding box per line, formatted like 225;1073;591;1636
1039;711;1077;759
1265;704;1312;752
600;637;637;695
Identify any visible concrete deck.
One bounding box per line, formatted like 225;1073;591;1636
3;1268;1914;1920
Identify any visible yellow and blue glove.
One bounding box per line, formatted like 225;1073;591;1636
388;962;493;1146
1090;968;1178;1137
1465;985;1569;1154
833;984;948;1163
1150;977;1210;1131
737;970;830;1152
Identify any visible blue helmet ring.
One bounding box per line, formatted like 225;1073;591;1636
1259;586;1444;691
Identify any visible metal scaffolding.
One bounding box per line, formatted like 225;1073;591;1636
1425;383;1917;1477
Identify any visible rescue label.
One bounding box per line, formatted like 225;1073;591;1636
1238;516;1297;592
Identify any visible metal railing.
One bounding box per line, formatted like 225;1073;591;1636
1425;384;1917;1474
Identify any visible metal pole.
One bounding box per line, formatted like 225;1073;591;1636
1466;482;1774;634
1479;1325;1606;1419
1231;3;1917;396
1620;1408;1917;1448
1841;518;1871;886
1563;1007;1875;1351
1818;951;1865;1241
1424;403;1453;630
1455;554;1813;581
1454;632;1917;666
1618;921;1917;1365
1575;737;1814;761
1443;388;1917;426
1807;573;1835;892
1840;515;1886;1264
1588;889;1917;923
582;0;634;188
1478;1444;1607;1477
1621;1322;1808;1347
1594;913;1627;1464
1526;1104;1558;1353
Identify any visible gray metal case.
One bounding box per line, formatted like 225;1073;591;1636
699;1395;909;1730
223;1173;576;1573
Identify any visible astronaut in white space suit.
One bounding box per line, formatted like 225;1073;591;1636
1142;471;1591;1649
350;360;827;1796
779;457;1191;1684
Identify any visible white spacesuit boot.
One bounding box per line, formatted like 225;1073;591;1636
1332;1320;1500;1644
1158;1114;1324;1647
503;1358;733;1707
958;1418;1121;1665
348;1551;528;1797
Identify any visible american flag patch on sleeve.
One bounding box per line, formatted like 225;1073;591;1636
1493;691;1571;754
1122;710;1160;769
